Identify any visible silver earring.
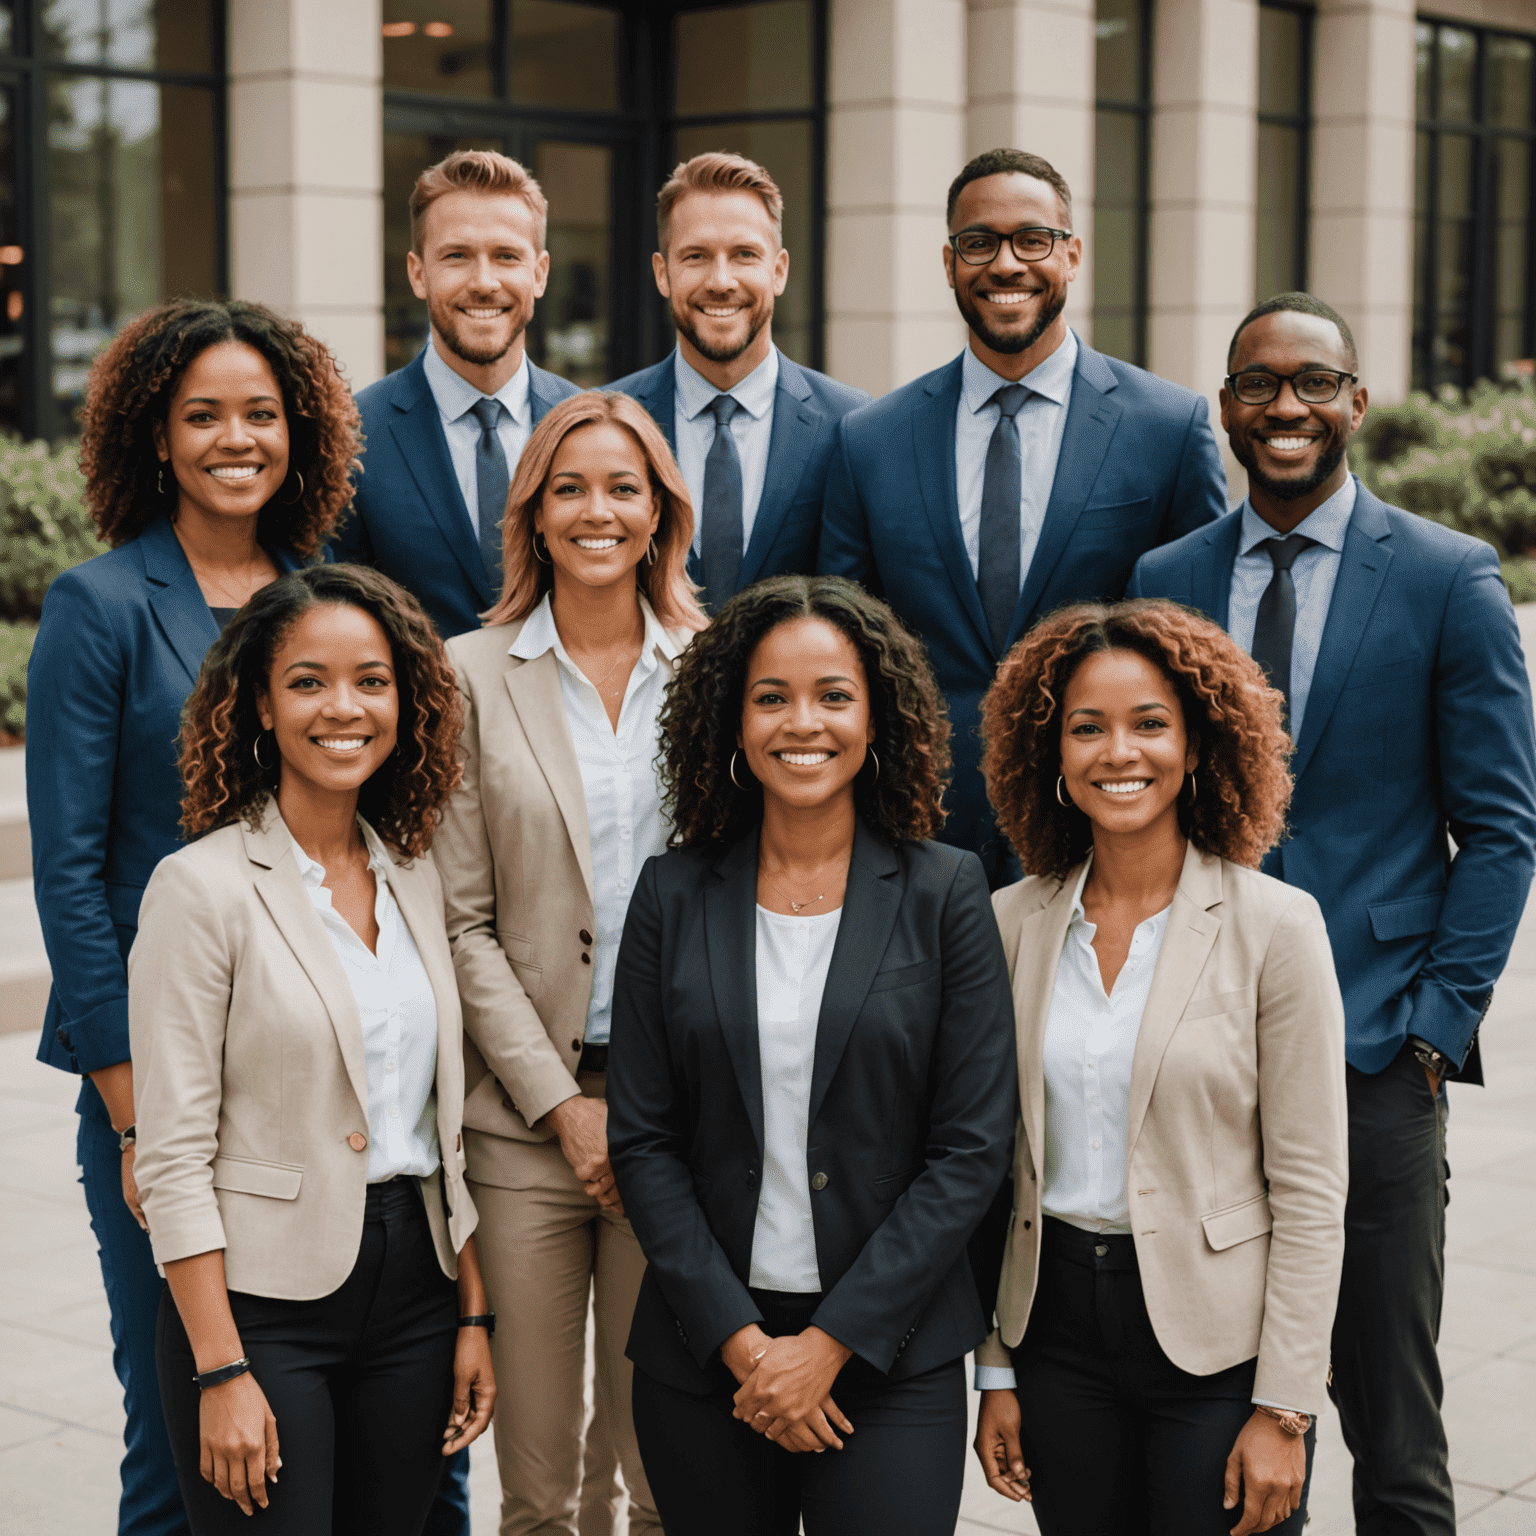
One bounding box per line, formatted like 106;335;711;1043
533;532;553;565
282;470;305;505
1056;775;1071;807
1184;770;1198;805
730;750;750;791
157;466;166;496
866;746;880;782
253;733;275;771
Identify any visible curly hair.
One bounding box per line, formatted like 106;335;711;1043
179;565;464;858
981;599;1292;879
661;576;951;848
77;299;361;555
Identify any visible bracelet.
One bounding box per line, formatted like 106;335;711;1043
118;1124;137;1154
458;1313;496;1337
1255;1405;1311;1437
193;1357;252;1391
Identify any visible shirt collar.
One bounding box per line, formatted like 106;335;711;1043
282;814;392;898
1238;473;1357;558
1065;852;1173;943
422;339;531;428
508;591;680;672
962;327;1079;416
675;345;779;424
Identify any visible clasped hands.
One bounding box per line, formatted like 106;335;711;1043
720;1323;855;1453
545;1094;624;1215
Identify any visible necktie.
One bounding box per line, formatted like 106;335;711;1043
700;394;743;607
470;397;510;594
1250;535;1318;728
978;384;1029;653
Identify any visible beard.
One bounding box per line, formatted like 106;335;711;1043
671;295;770;365
430;294;527;368
954;279;1066;355
1233;430;1348;501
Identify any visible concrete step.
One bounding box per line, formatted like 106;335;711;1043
0;746;27;881
0;875;49;1038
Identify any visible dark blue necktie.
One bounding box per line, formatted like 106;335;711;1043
470;397;509;594
1250;535;1318;729
699;394;743;607
978;384;1028;653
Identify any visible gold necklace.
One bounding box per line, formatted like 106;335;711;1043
187;555;270;608
761;863;839;914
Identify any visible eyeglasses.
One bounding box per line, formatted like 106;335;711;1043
948;226;1073;266
1225;369;1357;406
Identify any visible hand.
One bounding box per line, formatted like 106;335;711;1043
974;1388;1031;1502
544;1096;623;1214
732;1326;855;1453
121;1143;147;1232
199;1371;280;1515
1224;1410;1307;1535
443;1326;496;1454
1424;1064;1443;1096
720;1323;775;1385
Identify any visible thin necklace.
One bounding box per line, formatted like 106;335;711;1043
762;865;837;914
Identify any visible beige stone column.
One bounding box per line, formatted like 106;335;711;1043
228;0;385;390
825;0;968;397
965;0;1096;337
1310;0;1416;404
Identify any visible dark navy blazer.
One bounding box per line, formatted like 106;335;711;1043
818;339;1228;884
604;348;869;602
1128;480;1536;1081
330;348;581;638
28;517;307;1078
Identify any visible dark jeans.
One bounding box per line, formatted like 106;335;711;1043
78;1078;191;1536
1330;1042;1454;1535
157;1179;459;1536
632;1289;967;1536
1012;1219;1314;1536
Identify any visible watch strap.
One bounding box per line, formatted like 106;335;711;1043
194;1356;253;1390
458;1313;496;1336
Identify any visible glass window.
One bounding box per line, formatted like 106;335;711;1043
1489;36;1533;130
1093;0;1149;366
1438;28;1477;124
675;1;813;117
383;1;496;100
1255;3;1310;301
1416;23;1433;122
1432;133;1475;383
528;140;612;387
1258;6;1305;116
0;4;13;53
1491;137;1529;374
42;0;214;72
510;1;619;112
1094;0;1143;106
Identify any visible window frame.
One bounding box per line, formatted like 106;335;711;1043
1255;0;1313;301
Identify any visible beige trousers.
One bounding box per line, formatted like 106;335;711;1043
468;1078;659;1536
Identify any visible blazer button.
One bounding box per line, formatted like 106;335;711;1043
580;928;593;945
347;1132;368;1152
571;1038;582;1052
1023;1219;1032;1230
810;1172;828;1191
581;952;591;965
746;1169;759;1188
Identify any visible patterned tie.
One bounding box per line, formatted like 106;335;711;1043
699;394;744;607
470;397;509;594
1250;535;1318;728
978;384;1029;653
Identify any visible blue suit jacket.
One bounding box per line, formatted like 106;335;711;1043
604;348;869;601
818;340;1228;883
330;347;581;638
1128;480;1536;1081
28;517;308;1077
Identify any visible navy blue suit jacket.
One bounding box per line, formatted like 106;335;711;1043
604;348;869;601
818;340;1228;882
331;347;581;638
1128;480;1536;1082
28;518;307;1077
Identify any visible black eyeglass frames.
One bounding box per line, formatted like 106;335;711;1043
948;226;1073;266
1225;369;1358;406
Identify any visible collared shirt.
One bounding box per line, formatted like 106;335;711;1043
673;345;780;557
284;816;440;1184
422;340;533;535
508;593;678;1045
955;329;1078;589
749;903;842;1293
1227;475;1356;741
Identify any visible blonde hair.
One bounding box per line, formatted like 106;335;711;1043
483;392;709;635
409;149;548;253
656;152;784;253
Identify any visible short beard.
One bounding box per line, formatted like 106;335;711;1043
955;282;1066;356
672;305;766;366
431;301;526;368
1237;436;1347;501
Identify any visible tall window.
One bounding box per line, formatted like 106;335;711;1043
1093;0;1151;367
1;1;225;439
1413;21;1535;390
1256;1;1311;301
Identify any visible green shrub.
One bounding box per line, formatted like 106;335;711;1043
1501;559;1536;607
0;620;35;737
0;436;105;623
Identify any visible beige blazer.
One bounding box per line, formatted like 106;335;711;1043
437;609;689;1185
978;843;1348;1411
128;798;476;1301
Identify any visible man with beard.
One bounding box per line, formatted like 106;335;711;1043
604;152;867;609
818;148;1227;887
332;150;579;637
1129;292;1536;1536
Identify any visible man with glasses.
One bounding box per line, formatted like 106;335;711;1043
819;148;1228;887
1129;292;1536;1536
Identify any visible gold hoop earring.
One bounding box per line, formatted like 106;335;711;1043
533;532;553;565
730;750;750;791
1183;770;1198;805
866;746;880;782
254;733;275;771
1056;775;1071;808
646;536;659;566
282;470;305;506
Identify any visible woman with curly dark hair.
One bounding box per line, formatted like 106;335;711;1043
25;299;360;1536
970;599;1348;1536
604;575;1018;1535
128;565;494;1535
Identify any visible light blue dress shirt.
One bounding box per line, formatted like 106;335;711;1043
956;329;1077;591
673;346;779;557
422;341;533;536
1227;475;1356;742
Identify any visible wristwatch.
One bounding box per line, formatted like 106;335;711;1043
1409;1037;1454;1082
118;1124;137;1154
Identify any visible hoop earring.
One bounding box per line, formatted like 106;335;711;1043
646;536;659;566
533;532;553;565
157;466;165;496
253;732;275;771
730;750;750;791
1183;770;1198;805
1056;775;1071;808
282;470;305;506
865;746;880;782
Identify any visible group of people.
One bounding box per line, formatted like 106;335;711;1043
25;139;1536;1536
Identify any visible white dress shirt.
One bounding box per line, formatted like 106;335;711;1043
284;816;441;1184
508;593;678;1045
422;340;533;536
673;346;779;557
1227;474;1356;742
955;329;1078;591
749;904;842;1293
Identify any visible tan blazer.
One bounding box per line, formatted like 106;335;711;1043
437;609;689;1185
978;843;1348;1411
128;798;476;1301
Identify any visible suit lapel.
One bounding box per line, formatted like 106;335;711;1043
1011;873;1079;1164
527;360;566;425
137;519;219;685
705;834;765;1152
637;355;678;452
740;356;819;587
387;853;464;1132
1191;514;1242;628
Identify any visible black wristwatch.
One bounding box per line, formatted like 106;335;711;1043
1409;1037;1454;1081
458;1313;496;1337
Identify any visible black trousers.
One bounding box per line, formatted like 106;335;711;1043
157;1179;459;1536
1012;1219;1315;1536
631;1289;967;1536
1330;1042;1454;1535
